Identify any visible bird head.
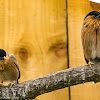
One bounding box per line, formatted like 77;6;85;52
0;49;7;60
84;11;100;20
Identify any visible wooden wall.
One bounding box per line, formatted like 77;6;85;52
0;0;69;100
68;0;100;100
0;0;100;100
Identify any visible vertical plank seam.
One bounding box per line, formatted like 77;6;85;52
66;0;71;100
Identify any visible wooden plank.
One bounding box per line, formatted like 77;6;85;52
0;0;69;100
68;0;100;100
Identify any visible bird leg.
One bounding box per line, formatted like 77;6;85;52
88;59;92;68
8;81;17;88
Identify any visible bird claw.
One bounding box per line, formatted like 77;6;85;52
8;83;15;88
8;81;17;88
89;63;92;69
88;60;92;69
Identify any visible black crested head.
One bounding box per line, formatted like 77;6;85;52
0;49;6;57
84;11;100;20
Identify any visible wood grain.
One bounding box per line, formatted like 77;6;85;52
90;1;100;11
68;0;100;100
0;0;68;100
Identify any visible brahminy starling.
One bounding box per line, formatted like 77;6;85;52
81;11;100;66
0;49;20;86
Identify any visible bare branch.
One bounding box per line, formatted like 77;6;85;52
0;63;100;99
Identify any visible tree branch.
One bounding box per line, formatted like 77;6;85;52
0;63;100;99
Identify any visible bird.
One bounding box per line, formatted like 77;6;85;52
81;11;100;67
0;49;20;86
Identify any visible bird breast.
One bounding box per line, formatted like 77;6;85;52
0;59;19;82
81;16;100;60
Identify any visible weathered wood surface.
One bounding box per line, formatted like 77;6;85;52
1;0;100;100
68;0;100;100
0;0;68;100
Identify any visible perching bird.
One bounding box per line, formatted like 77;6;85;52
0;49;20;86
81;11;100;66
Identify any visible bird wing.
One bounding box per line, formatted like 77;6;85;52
96;21;100;58
81;16;97;63
7;53;20;81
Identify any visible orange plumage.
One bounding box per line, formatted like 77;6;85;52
0;49;20;86
81;11;100;64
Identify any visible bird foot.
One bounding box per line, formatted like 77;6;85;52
8;81;17;88
88;60;92;69
89;63;92;69
8;83;14;88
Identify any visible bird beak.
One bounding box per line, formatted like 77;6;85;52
4;56;7;60
95;14;100;18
